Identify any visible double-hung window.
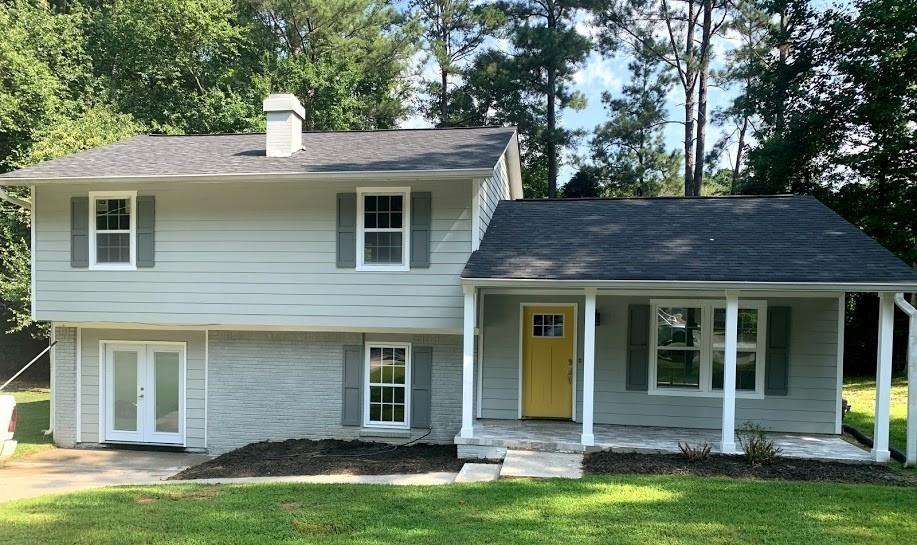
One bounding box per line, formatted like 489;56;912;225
364;343;411;428
357;187;410;271
89;191;136;269
650;299;767;397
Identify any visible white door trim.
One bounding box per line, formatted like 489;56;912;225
100;340;187;446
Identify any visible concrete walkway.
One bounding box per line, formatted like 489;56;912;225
0;448;210;502
168;472;460;486
500;450;583;479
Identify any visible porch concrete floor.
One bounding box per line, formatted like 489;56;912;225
456;419;874;463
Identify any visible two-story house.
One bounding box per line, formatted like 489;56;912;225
2;94;915;465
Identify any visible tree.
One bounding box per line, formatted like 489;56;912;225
592;0;728;196
591;43;681;197
561;166;602;197
501;0;592;197
413;0;504;126
253;0;420;130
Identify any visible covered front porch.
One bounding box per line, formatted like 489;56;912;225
455;419;874;463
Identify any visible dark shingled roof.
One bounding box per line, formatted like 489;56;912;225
0;126;516;180
462;195;917;284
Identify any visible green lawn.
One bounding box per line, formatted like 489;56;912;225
844;376;908;456
1;478;915;544
6;385;53;459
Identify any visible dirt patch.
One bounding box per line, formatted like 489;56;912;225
134;495;157;505
279;500;301;512
584;451;917;486
171;486;224;499
170;439;469;480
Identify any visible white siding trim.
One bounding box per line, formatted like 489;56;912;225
49;323;55;434
30;185;35;318
204;328;209;449
835;294;845;435
471;179;482;252
476;292;485;418
75;327;81;442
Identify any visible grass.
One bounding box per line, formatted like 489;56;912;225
0;477;915;544
5;384;53;459
844;376;908;456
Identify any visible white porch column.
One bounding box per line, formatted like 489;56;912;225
460;285;477;439
873;292;895;463
582;288;597;446
894;293;917;467
721;290;739;453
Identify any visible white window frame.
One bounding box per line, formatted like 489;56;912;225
88;190;137;270
648;299;767;399
356;187;411;272
363;342;412;429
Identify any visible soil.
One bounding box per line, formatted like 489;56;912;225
583;451;917;486
170;439;470;480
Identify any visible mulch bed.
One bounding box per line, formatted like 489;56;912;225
583;451;917;486
170;439;468;480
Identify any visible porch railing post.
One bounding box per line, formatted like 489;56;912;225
460;284;476;439
582;288;597;446
721;290;739;453
873;291;895;463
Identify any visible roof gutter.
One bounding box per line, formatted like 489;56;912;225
460;277;917;293
893;293;917;467
0;186;31;209
0;167;497;186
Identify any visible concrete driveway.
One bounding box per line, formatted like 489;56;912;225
0;448;211;502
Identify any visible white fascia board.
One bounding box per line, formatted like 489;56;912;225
0;168;495;186
461;277;917;293
53;321;463;335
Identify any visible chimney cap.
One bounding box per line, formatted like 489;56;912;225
263;93;305;120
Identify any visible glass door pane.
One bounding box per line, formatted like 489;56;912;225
152;351;181;434
111;350;139;431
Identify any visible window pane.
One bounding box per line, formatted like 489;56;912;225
96;233;130;263
153;352;180;434
713;308;759;349
364;232;403;264
112;350;138;431
657;307;702;348
712;351;757;391
656;350;700;389
95;198;130;230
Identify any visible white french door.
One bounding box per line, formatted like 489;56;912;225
104;343;185;445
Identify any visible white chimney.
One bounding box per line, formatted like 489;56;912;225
263;94;305;157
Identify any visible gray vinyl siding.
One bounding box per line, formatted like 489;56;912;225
206;331;462;454
72;329;206;448
479;294;840;434
51;326;77;447
33;179;472;331
478;157;510;242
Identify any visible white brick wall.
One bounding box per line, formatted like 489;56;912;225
52;326;77;447
207;331;462;454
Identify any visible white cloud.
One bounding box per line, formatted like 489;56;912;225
572;51;622;91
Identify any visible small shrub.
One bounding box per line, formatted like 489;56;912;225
738;422;783;466
678;441;712;463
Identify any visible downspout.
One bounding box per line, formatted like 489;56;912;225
0;187;32;210
894;293;917;467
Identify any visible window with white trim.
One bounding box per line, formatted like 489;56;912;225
650;300;767;397
89;191;136;269
533;313;565;337
357;188;410;271
365;343;411;428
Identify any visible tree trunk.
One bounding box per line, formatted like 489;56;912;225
547;66;558;198
440;67;449;126
692;0;713;196
682;0;697;196
731;116;748;194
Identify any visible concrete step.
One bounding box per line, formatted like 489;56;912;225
454;463;502;483
499;449;583;479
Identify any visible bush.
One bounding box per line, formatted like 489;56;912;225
678;441;712;463
738;422;783;465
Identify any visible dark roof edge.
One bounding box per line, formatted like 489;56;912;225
511;194;801;202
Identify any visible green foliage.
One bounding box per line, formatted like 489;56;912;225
591;43;681;197
738;422;783;465
561;167;602;198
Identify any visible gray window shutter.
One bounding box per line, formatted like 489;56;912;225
765;306;791;396
410;192;431;268
136;196;155;267
626;304;650;391
342;345;363;426
411;346;433;428
337;193;357;268
70;196;89;267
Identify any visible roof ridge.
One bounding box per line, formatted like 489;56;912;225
146;126;517;138
511;194;801;202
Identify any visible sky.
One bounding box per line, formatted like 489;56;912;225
399;13;742;187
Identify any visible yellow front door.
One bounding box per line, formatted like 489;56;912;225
522;305;574;419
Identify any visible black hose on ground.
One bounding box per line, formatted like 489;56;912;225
842;424;906;463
